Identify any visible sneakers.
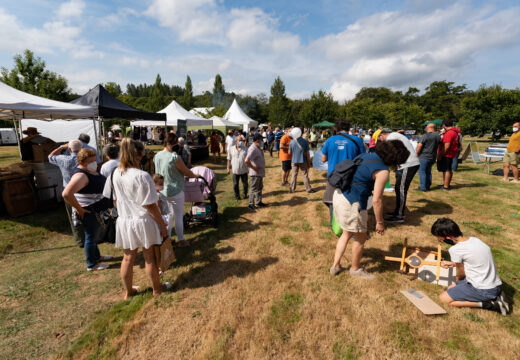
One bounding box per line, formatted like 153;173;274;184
307;189;316;194
438;185;452;190
248;204;257;211
482;292;510;315
256;202;268;208
501;178;510;182
99;255;114;262
87;263;109;271
385;216;404;223
512;180;520;184
349;267;376;280
330;266;347;276
414;187;427;192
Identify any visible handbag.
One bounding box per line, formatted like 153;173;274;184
97;169;118;244
154;236;175;271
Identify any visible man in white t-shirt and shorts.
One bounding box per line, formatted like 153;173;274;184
431;217;509;315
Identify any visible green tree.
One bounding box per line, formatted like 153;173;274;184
104;82;122;97
459;85;520;139
211;74;225;107
299;90;339;128
182;75;194;109
1;49;71;101
268;76;290;126
146;74;168;112
421;80;467;120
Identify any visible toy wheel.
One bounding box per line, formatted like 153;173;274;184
183;213;190;229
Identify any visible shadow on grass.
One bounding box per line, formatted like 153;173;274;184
381;198;453;228
0;204;71;235
172;256;278;291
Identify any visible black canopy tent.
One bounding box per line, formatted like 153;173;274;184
70;84;166;154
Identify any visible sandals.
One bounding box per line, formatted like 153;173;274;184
330;266;347;276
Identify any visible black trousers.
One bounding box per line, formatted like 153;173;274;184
233;173;248;199
393;165;419;218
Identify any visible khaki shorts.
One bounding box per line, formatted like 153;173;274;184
332;189;368;233
503;152;520;165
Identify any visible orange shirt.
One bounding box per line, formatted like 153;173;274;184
507;131;520;153
279;134;292;161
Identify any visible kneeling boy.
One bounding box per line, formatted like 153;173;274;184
431;218;509;315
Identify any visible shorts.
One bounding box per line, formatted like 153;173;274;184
437;156;453;172
282;160;291;171
447;279;500;302
332;189;367;233
503;152;520;165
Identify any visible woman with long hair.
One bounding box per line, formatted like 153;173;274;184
103;138;170;299
154;133;200;247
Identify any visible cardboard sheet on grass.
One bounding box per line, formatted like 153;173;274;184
401;289;447;315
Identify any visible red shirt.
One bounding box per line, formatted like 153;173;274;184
439;128;460;158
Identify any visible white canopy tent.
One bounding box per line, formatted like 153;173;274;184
190;107;214;117
223;99;258;131
159;100;213;127
210;116;241;128
0;81;94;120
21;119;101;150
130;120;166;127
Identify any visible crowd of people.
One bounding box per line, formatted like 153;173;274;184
47;118;511;315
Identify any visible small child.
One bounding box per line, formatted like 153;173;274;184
431;217;509;315
153;174;170;231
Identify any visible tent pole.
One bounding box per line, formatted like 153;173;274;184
13;116;22;159
93;117;101;162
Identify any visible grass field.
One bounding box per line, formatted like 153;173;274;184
0;143;519;359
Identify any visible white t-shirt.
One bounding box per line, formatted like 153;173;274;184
100;159;119;178
386;132;420;170
225;135;235;150
449;237;502;289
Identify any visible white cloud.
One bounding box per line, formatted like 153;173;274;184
318;3;520;101
145;0;223;42
227;8;300;54
56;0;85;18
62;68;111;94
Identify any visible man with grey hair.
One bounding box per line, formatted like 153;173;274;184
48;139;85;247
78;133;100;162
177;137;192;167
100;143;120;178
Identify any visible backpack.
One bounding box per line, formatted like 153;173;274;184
327;157;382;191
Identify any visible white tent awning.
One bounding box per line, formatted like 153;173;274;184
130;120;166;127
210;116;241;128
21;119;101;149
223;99;258;131
159;100;213;126
0;81;95;120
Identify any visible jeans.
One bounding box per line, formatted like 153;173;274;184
83;211;101;268
393;165;419;218
452;148;462;171
233;173;248;199
418;158;435;191
249;176;263;205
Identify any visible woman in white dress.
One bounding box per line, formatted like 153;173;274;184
103;138;169;299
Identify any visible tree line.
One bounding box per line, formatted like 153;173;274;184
2;50;519;139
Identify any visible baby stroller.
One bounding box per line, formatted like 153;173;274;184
183;166;218;228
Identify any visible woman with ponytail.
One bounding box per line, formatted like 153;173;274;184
103;138;170;299
153;132;200;247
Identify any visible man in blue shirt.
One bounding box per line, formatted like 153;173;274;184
274;127;284;152
48;139;84;247
321;119;365;219
289;128;315;194
321;119;365;175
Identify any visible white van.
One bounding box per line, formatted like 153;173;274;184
0;128;17;145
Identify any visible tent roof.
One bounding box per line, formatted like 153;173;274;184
71;84;165;120
209;116;241;128
130;120;166;127
159;100;213;126
424;119;443;126
223;99;258;126
0;81;95;120
189;107;214;117
313;120;334;127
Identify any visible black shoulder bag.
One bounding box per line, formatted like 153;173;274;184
97;169;118;244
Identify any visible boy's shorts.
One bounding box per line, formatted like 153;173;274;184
447;279;500;302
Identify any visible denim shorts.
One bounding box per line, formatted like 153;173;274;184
447;279;500;302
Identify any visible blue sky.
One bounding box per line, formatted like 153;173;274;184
1;0;519;101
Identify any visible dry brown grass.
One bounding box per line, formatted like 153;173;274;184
88;156;520;359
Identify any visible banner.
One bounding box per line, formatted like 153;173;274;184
177;120;187;139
